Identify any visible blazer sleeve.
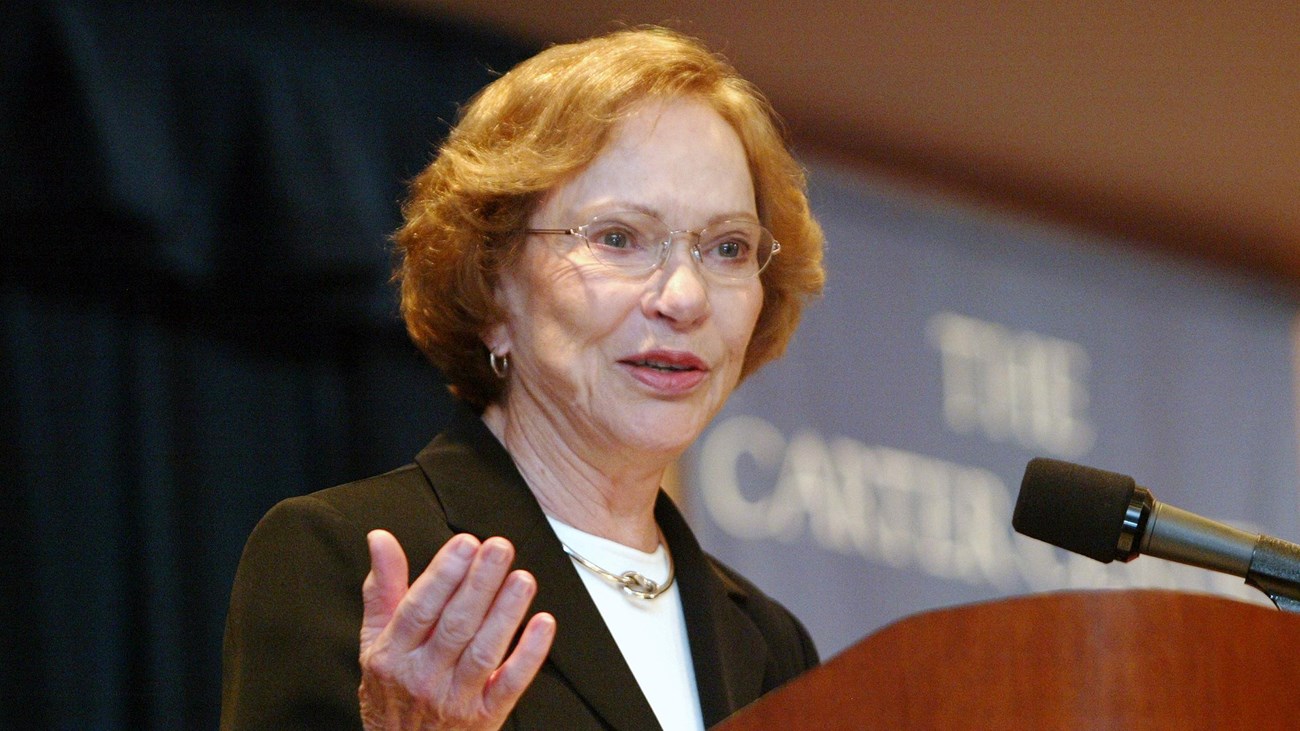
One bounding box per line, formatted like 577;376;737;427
711;556;821;690
220;495;370;731
764;602;820;690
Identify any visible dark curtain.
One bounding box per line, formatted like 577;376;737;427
1;2;535;727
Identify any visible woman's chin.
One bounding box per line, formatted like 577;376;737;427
607;403;713;456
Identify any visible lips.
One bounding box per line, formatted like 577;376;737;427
619;350;709;393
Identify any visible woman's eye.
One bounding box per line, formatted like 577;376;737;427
588;221;644;250
708;236;753;262
716;240;743;259
600;230;632;249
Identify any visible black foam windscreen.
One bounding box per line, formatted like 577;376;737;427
1013;458;1138;563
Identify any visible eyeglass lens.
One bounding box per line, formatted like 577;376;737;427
580;211;775;279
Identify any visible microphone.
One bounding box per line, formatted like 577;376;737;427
1013;457;1300;612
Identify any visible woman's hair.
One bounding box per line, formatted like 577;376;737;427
394;26;825;409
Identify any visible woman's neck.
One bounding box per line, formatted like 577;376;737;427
481;401;668;552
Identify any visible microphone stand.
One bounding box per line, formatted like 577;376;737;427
1248;537;1300;613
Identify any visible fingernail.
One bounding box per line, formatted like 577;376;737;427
511;572;536;597
453;535;477;559
484;539;510;565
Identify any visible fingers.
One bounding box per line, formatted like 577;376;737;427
451;568;540;686
359;533;555;728
484;611;557;710
360;530;409;650
383;533;482;654
426;538;516;668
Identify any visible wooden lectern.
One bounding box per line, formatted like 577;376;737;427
715;590;1300;729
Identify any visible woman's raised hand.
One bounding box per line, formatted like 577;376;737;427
358;530;556;730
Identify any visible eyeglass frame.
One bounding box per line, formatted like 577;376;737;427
525;210;781;281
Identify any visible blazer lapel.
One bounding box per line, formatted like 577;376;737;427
656;494;767;727
415;412;662;731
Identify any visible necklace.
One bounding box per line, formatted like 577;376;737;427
560;537;675;600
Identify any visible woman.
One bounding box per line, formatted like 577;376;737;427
221;27;825;730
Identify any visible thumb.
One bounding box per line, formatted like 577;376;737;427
360;529;409;651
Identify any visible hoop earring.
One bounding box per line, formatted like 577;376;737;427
489;351;509;379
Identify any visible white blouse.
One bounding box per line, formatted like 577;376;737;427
546;516;705;731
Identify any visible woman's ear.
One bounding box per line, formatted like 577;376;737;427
482;264;520;357
482;319;511;358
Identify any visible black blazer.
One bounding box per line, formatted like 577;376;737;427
221;409;818;730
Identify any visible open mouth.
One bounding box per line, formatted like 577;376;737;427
618;352;709;392
629;359;697;372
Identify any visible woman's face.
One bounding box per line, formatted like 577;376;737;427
486;97;764;460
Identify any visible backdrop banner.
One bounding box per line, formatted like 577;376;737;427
685;165;1300;656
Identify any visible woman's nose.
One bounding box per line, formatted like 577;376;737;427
644;236;710;327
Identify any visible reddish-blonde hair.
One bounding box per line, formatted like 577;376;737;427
395;27;825;408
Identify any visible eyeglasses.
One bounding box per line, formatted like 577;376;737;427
526;210;780;281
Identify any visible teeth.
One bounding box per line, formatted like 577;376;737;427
637;360;690;371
